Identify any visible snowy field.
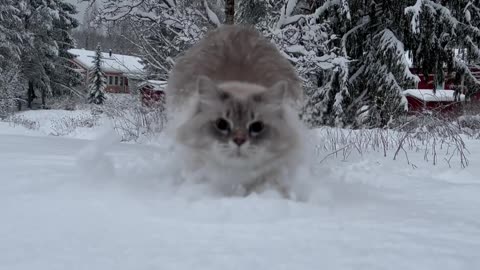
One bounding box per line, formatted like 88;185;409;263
1;110;480;270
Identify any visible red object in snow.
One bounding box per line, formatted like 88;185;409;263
138;80;167;107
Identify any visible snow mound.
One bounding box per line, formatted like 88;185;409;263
1;111;480;269
2;109;109;139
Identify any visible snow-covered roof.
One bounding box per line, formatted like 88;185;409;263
138;80;167;91
404;89;465;102
69;48;145;77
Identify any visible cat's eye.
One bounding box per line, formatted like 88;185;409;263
248;121;264;135
215;118;231;133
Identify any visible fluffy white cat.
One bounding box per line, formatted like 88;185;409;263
165;25;306;197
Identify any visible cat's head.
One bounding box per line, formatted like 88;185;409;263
176;76;299;168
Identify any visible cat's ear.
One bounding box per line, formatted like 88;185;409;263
196;75;216;96
196;75;229;102
254;80;288;104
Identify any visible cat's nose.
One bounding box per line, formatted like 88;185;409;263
233;135;246;146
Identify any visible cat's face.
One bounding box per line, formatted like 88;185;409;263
176;77;298;168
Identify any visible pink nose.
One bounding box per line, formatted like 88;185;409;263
233;136;246;146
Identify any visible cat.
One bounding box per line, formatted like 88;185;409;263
165;24;306;197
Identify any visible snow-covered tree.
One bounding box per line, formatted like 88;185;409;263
20;0;60;108
256;0;351;127
405;0;480;100
0;0;24;68
0;0;25;115
50;0;82;97
18;0;80;108
343;1;419;128
91;0;218;80
88;45;106;105
0;63;25;118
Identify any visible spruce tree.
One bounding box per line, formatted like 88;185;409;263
50;0;82;97
0;0;23;67
258;0;351;127
405;0;480;99
21;0;60;108
88;45;106;105
331;1;412;127
0;0;26;115
15;0;81;108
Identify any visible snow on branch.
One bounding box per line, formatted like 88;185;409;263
465;35;480;60
341;16;369;57
464;2;472;23
100;0;150;22
286;0;298;17
454;58;480;85
377;29;419;84
428;1;459;29
405;0;423;34
285;44;314;56
276;0;347;29
163;0;176;8
406;0;459;35
204;0;221;26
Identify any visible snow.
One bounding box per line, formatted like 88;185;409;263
1;111;480;269
313;0;341;19
465;9;472;23
69;48;145;77
1;110;108;139
285;0;298;17
277;0;341;28
285;45;312;56
379;29;420;83
138;80;168;92
204;0;221;26
405;0;423;34
404;89;466;102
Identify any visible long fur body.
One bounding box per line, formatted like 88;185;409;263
165;25;305;196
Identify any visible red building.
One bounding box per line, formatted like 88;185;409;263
69;49;145;94
137;80;167;107
408;67;457;91
405;66;480;114
404;88;464;115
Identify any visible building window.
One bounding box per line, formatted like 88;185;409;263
120;77;124;86
115;76;118;85
109;76;113;85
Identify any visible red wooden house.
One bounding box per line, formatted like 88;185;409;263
405;66;480;114
404;88;465;115
69;48;145;94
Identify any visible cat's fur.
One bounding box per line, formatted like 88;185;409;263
166;25;305;196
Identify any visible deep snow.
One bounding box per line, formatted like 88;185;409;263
1;110;480;270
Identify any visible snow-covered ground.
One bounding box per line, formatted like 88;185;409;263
1;110;480;270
